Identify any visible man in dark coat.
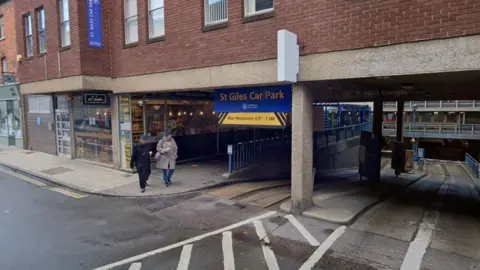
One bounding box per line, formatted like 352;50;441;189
130;135;152;193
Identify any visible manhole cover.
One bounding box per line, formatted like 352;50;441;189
40;167;73;175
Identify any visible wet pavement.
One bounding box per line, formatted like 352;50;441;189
2;161;480;270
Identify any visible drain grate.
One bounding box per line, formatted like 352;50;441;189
40;166;73;175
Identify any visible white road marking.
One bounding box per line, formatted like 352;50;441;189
400;211;438;270
176;244;193;270
285;215;320;246
222;231;235;270
128;262;141;270
298;225;346;270
253;220;280;270
93;211;276;270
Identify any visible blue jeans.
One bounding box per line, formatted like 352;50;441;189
162;169;175;183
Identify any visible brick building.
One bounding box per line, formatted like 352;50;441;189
13;0;480;206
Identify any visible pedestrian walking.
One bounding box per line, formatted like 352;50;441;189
156;133;178;187
130;135;152;193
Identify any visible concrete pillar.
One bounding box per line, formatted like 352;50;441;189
291;83;314;214
373;98;383;137
396;101;404;142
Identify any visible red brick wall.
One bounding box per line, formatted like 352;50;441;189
15;0;83;83
0;0;18;83
16;0;480;83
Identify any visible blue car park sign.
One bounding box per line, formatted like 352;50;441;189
214;85;292;113
87;0;102;48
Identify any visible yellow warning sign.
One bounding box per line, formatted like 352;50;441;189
218;112;288;127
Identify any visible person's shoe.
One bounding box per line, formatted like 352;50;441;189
164;182;169;187
141;188;146;193
166;181;171;187
145;182;149;187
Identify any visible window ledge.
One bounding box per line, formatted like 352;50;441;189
38;52;47;57
123;42;139;49
202;21;228;32
0;37;5;42
244;10;275;23
23;56;34;61
147;36;166;44
59;45;71;52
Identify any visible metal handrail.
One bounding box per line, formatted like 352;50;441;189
383;123;480;135
227;122;372;173
465;153;479;178
383;100;480;109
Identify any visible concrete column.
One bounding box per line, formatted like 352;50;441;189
396;101;404;141
291;83;314;214
373;98;383;137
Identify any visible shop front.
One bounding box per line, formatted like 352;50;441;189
72;92;113;165
118;91;244;170
0;84;23;148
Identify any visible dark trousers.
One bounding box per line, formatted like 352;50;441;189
137;167;150;189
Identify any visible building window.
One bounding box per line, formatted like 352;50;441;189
148;0;165;39
0;15;5;39
59;0;70;47
1;57;6;74
28;96;52;113
204;0;228;25
24;13;33;57
37;8;46;53
244;0;273;16
124;0;138;44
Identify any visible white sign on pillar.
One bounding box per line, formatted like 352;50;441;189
277;29;299;83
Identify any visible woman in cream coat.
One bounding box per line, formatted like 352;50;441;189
156;133;178;186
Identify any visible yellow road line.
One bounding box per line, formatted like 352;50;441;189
49;187;87;199
0;168;46;187
0;167;87;199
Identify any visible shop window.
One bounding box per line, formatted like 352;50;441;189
204;0;227;25
124;0;138;44
12;100;22;138
148;0;165;39
0;101;7;136
73;95;113;164
28;96;51;113
244;0;273;16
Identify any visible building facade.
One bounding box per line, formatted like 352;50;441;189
0;0;23;149
13;0;480;209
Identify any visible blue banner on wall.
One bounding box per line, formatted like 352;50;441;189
87;0;102;48
214;85;292;113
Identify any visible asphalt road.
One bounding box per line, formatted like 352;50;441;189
2;162;480;270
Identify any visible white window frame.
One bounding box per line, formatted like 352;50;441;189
24;13;33;57
37;7;47;53
28;96;52;114
1;57;6;74
124;0;138;44
204;0;228;26
0;15;4;39
244;0;274;17
148;0;165;39
59;0;70;47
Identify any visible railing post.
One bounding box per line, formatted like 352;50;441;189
440;100;443;107
456;100;459;107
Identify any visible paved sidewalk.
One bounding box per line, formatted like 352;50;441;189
280;168;427;224
0;145;230;197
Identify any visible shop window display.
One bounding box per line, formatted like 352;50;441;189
73;96;113;164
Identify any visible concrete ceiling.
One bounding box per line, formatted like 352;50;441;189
307;71;480;102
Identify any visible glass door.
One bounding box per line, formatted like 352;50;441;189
55;110;72;157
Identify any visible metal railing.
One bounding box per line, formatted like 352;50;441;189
465;153;479;178
227;122;372;173
383;123;480;138
384;100;480;109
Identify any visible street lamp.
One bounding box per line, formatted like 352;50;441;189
411;104;418;163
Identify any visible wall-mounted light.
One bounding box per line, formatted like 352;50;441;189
200;111;204;115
